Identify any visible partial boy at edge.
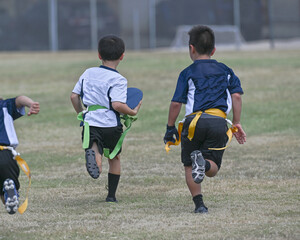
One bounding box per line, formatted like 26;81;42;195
0;96;40;214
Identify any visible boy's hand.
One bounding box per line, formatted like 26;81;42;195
28;102;40;116
164;125;179;144
132;100;142;115
233;123;246;144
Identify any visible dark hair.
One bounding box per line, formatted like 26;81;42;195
188;25;215;55
98;35;125;61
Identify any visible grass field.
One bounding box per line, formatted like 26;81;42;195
0;49;299;240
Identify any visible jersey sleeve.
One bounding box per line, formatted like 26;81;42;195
72;71;86;95
171;69;189;103
109;76;127;103
227;68;244;95
5;98;25;120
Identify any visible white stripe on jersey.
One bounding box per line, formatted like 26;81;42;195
3;108;19;148
186;78;195;116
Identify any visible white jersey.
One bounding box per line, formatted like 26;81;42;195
72;66;127;127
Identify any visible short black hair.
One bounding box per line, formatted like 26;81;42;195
98;35;125;61
188;25;215;55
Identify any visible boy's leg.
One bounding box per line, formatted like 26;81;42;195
3;178;19;214
85;142;102;179
185;166;208;213
191;150;206;184
91;142;102;173
191;150;219;182
185;166;201;196
0;150;20;191
0;150;20;214
205;160;219;177
106;154;121;202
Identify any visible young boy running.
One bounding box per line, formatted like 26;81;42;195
71;35;141;203
164;25;246;213
0;96;40;214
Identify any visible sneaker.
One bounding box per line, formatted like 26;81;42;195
85;149;100;179
194;204;208;213
3;179;19;215
191;150;206;184
105;196;118;203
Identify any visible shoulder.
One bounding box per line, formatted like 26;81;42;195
0;98;16;109
178;64;193;80
111;72;127;85
214;60;235;73
81;67;99;76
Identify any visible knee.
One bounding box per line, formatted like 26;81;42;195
205;160;219;177
205;170;218;177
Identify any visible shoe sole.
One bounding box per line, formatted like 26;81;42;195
191;150;205;184
3;179;19;215
105;199;118;203
85;149;100;179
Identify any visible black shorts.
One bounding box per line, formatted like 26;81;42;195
0;149;20;195
83;125;123;156
181;113;228;169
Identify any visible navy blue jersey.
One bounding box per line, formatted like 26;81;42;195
172;59;243;116
0;98;25;147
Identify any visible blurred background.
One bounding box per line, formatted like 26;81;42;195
0;0;299;51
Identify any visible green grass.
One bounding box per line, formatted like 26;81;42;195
0;49;299;240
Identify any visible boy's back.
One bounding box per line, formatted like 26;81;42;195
72;66;127;127
172;59;243;116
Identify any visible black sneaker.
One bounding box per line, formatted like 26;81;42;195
3;179;19;215
85;149;100;179
194;204;208;213
105;196;118;203
191;150;206;184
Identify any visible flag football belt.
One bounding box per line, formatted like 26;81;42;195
0;146;31;214
77;105;137;159
165;108;238;153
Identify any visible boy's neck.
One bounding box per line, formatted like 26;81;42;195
101;60;120;70
193;55;211;60
191;52;211;61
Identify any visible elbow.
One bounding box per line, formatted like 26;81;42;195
171;101;182;109
111;102;121;112
70;93;78;102
232;93;242;102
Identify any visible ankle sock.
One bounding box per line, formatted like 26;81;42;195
193;194;204;209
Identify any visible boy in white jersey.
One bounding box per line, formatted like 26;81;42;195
164;25;246;213
71;35;141;203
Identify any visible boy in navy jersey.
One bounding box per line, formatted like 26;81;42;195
71;35;141;203
164;25;246;213
0;96;39;214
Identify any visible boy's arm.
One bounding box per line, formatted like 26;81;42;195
164;101;182;143
112;101;142;116
70;92;84;114
15;96;40;116
167;101;182;126
231;93;246;144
